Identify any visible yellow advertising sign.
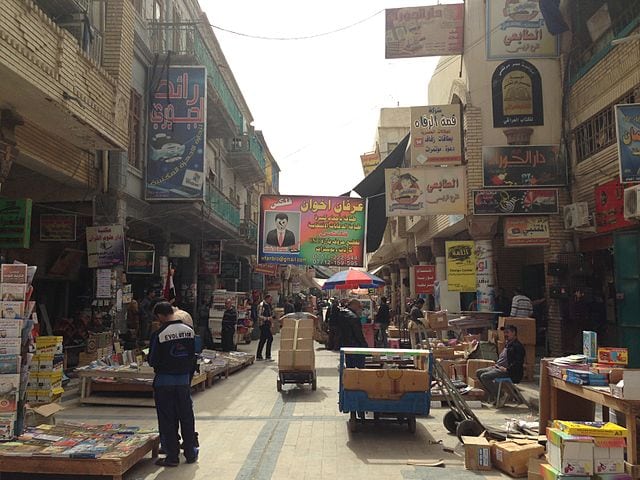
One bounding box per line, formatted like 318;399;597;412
360;149;380;176
446;240;476;292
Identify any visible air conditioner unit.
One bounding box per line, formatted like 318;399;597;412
563;202;590;229
624;184;640;219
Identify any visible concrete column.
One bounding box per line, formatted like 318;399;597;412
390;270;398;314
434;256;445;310
409;265;416;299
475;239;495;312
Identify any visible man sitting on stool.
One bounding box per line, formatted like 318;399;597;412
476;324;525;404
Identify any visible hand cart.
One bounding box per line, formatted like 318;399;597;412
277;369;317;392
339;347;433;434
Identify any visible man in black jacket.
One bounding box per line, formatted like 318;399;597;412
340;299;368;368
256;294;274;361
476;324;525;403
149;301;198;467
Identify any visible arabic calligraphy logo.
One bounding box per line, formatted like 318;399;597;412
448;245;472;263
391;173;422;207
502;0;538;21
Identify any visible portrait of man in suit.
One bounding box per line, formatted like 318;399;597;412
265;212;296;248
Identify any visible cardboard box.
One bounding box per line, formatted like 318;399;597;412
528;457;550;480
388;326;400;338
498;317;536;345
467;359;495;381
546;427;594;475
594;474;632;480
280;326;314;340
540;463;591;480
594;437;626;473
432;347;456;360
463;436;492;471
278;350;315;370
279;337;314;351
491;440;545;477
467;377;481;388
427;311;449;330
597;348;628;366
341;368;429;399
611;370;640;400
583;331;598;361
281;317;314;330
553;421;628;438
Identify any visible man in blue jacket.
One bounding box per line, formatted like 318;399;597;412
148;301;198;467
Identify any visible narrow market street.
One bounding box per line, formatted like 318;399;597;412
28;339;535;480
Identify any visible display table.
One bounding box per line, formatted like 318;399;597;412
539;359;640;474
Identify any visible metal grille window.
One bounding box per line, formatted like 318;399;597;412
128;89;143;169
573;88;638;163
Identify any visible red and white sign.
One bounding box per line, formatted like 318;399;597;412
595;179;632;233
414;265;436;294
254;264;279;276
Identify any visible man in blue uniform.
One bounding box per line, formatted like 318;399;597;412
149;301;198;467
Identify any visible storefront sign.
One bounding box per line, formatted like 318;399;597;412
475;240;495;312
446;241;476;292
0;199;32;249
385;166;466;216
486;0;559;59
254;264;279;276
258;195;366;267
414;265;436;294
220;261;241;279
169;243;191;258
39;214;76;241
96;268;112;298
504;216;550;246
200;240;221;275
146;66;206;200
360;148;380;176
265;277;282;291
410;105;462;166
615;104;640;183
473;189;559;215
385;4;464;59
492;59;543;128
483;145;566;187
595;179;632;233
86;225;125;268
126;250;155;275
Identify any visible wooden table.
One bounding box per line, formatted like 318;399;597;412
539;359;640;474
0;435;159;480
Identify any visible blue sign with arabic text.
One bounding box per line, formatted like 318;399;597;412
146;66;207;200
615;104;640;183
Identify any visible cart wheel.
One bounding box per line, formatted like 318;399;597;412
277;379;282;392
311;378;317;391
348;412;358;433
407;416;417;434
456;419;483;440
443;410;463;434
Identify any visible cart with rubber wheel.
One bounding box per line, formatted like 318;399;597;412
339;347;432;434
277;369;317;392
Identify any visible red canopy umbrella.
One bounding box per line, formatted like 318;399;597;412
321;269;385;290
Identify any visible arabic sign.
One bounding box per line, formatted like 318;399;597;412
483;145;566;187
414;265;436;294
486;0;559;59
410;104;462;166
446;241;476;292
220;261;241;279
385;166;466;216
126;250;155;274
254;264;279;276
475;240;495;312
146;66;206;200
473;189;559;215
595;179;632;233
0;199;32;249
86;225;125;268
492;59;543;128
615;104;640;183
504;217;550;247
258;195;366;267
39;214;76;241
200;240;221;275
169;243;191;258
385;4;464;59
361;148;380;176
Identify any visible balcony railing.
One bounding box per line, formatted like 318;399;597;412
148;22;244;133
241;220;258;243
206;184;241;228
229;134;266;171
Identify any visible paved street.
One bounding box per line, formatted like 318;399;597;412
21;340;536;480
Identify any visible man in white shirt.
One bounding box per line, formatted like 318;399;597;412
510;288;533;318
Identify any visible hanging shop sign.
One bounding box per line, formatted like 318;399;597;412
146;66;207;200
413;265;436;294
96;269;112;299
483;145;566;187
360;148;380;177
0;198;32;249
473;189;559;215
446;241;476;292
48;248;85;278
258;195;366;267
503;216;550;247
385;4;464;59
39;214;76;242
199;240;221;275
219;261;241;279
475;240;495;312
615;104;640;183
86;225;125;268
254;264;279;276
492;59;543;128
595;179;632;233
410;104;463;166
385;166;466;216
169;243;191;258
486;0;559;59
126;250;155;275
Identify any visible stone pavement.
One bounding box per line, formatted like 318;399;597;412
19;339;539;480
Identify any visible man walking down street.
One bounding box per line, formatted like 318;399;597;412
375;296;390;348
221;298;237;352
256;294;274;361
510;288;533;318
148;301;198;467
340;299;368;369
475;325;525;404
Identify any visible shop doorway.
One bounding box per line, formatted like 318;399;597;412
613;231;640;367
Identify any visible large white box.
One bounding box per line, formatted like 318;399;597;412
593;437;625;474
547;427;593;476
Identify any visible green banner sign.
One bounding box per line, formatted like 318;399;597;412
0;199;32;249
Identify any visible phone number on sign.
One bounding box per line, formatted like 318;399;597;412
313;255;361;267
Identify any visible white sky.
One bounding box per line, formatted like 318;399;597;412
200;1;457;196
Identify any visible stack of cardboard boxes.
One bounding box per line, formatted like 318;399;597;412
278;317;315;371
498;316;536;381
342;367;430;400
464;435;545;476
27;336;64;404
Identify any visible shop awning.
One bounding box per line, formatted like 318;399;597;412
368;265;385;276
348;134;409;253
